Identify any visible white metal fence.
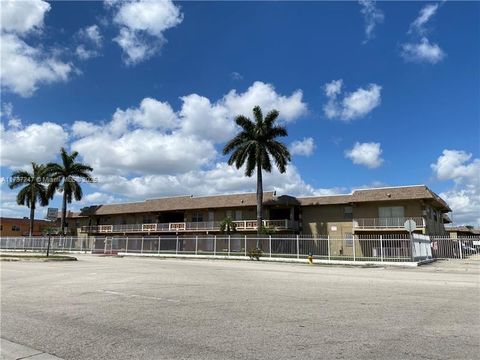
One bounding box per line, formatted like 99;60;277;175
2;235;477;262
3;234;474;263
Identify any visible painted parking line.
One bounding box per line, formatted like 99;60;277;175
96;289;180;303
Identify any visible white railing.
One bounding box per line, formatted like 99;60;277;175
80;219;298;234
353;217;426;230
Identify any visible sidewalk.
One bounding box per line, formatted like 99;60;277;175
1;338;63;360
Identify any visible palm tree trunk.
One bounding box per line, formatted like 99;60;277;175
29;205;35;238
256;162;263;247
61;191;67;235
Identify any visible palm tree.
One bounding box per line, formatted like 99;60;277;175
223;106;291;243
8;162;50;237
46;148;93;235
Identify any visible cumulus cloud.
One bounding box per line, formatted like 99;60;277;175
401;3;445;64
97;163;343;200
1;81;312;217
0;108;68;167
401;37;445;64
0;0;50;34
431;150;480;226
223;82;307;122
0;0;74;97
358;0;384;43
323;79;381;121
290;138;316;157
109;0;183;65
345;142;384;168
75;24;103;60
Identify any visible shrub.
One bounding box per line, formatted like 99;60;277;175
247;247;263;261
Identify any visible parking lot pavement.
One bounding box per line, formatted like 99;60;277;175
1;255;479;360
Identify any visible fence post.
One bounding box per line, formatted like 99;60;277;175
352;236;356;262
141;236;144;254
176;235;179;255
269;235;272;258
158;236;161;254
228;235;231;256
327;235;331;261
380;235;383;262
214;235;216;256
125;237;129;253
458;240;462;260
69;237;72;252
195;235;198;255
244;235;247;257
296;235;300;259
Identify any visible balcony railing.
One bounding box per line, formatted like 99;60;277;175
80;219;298;234
353;217;426;230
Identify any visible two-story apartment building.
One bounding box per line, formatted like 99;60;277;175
72;185;450;240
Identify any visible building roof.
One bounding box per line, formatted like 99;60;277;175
298;185;451;212
0;217;52;224
82;192;280;216
75;185;451;217
445;226;480;235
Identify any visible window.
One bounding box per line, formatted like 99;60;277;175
226;210;233;219
378;206;404;218
235;210;242;221
344;206;353;220
12;225;20;231
192;212;203;222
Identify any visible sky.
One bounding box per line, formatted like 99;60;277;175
0;0;479;226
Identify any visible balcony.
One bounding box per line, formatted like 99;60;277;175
80;219;298;234
353;217;426;231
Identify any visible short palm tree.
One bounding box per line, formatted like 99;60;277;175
223;106;291;241
8;162;50;237
46;148;93;235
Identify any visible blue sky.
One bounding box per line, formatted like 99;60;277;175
0;0;479;225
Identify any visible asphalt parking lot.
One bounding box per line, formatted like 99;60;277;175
1;255;479;360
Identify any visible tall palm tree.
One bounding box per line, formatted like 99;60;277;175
46;148;93;235
223;106;291;241
8;162;50;237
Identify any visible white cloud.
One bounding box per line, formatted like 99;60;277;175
401;37;445;64
223;81;307;122
290;137;315;157
0;120;68;168
79;25;102;46
1;34;74;97
401;3;445;65
345;142;384;168
0;0;50;34
323;79;381;121
432;150;480;226
75;24;103;60
359;0;384;43
230;72;243;81
179;94;233;142
0;1;74;97
431;150;479;183
112;97;178;130
82;192;119;205
97;163;342;200
72;129;216;176
410;3;438;35
110;0;183;65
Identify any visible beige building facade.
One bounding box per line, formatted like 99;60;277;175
65;185;450;242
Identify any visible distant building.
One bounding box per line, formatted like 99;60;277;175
445;226;480;239
0;217;53;237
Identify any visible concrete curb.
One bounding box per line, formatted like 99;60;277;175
117;252;424;267
1;338;64;359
